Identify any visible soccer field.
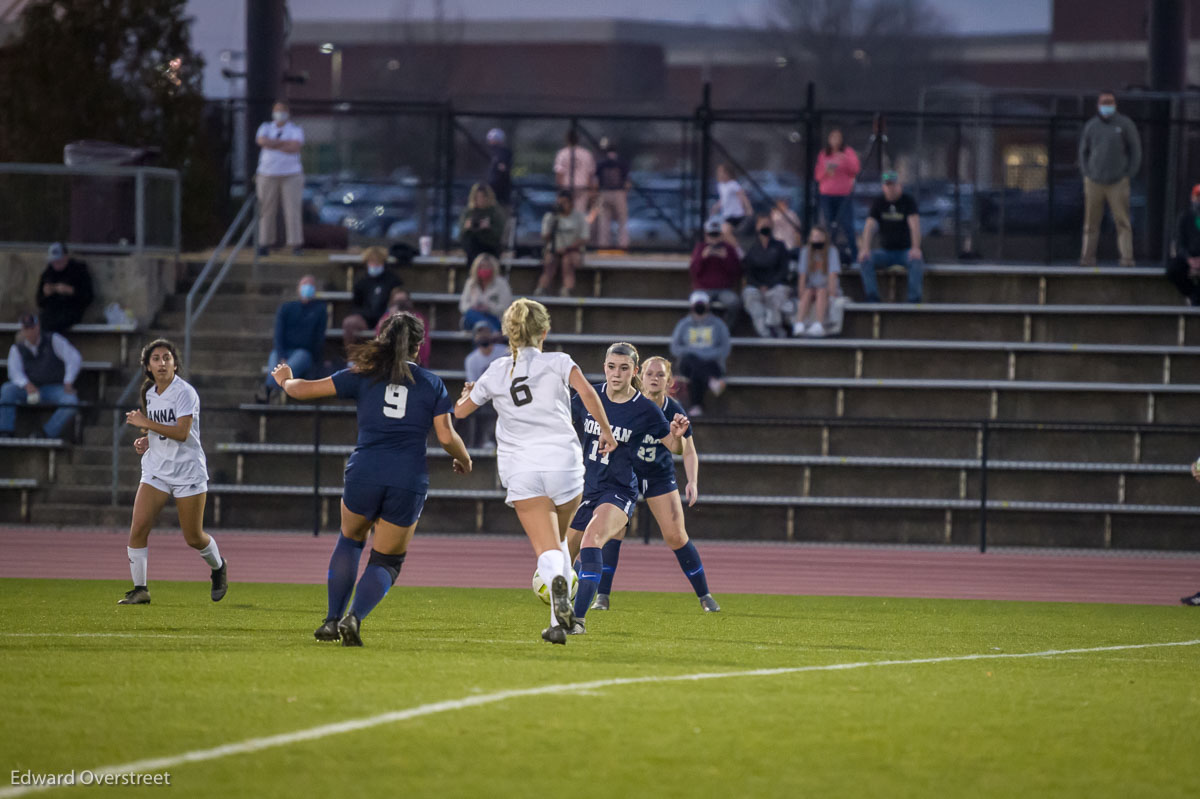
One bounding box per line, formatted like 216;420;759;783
1;579;1197;798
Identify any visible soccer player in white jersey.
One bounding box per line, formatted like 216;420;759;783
454;298;617;644
118;339;226;605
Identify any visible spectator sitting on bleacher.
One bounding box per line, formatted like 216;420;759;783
1165;183;1200;306
793;225;841;338
375;287;431;367
256;275;326;404
690;217;743;325
342;246;403;354
461;320;503;448
670;291;731;417
536;190;588;297
458;183;507;269
857;172;924;304
0;313;81;439
741;212;792;338
459;253;512;331
36;243;94;334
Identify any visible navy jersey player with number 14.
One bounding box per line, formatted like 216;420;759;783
566;342;689;634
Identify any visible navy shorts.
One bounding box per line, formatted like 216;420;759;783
570;491;636;532
342;480;426;527
639;475;679;500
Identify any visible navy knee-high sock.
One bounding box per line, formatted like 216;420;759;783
326;534;364;622
597;539;622;596
350;550;406;621
573;546;604;619
672;541;710;597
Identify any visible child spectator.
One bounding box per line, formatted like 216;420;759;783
793;225;841;338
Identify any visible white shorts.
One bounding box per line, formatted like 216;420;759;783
503;469;584;508
141;476;208;499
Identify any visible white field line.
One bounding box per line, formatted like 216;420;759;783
2;638;1198;797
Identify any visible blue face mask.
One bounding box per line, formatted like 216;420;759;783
1098;104;1116;118
367;265;384;278
299;283;316;300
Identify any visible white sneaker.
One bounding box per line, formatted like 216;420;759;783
707;377;726;397
687;405;704;417
806;322;826;337
791;321;806;337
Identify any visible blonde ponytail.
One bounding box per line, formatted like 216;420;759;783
502;298;551;374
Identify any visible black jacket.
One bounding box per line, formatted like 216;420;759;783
742;238;791;288
36;259;94;333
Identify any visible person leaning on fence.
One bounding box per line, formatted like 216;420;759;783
594;138;631;250
536;190;588;297
1164;184;1200;306
741;212;792;338
459;253;512;331
1079;90;1141;267
254;100;305;257
0;313;81;440
670;291;731;418
793;225;841;338
458;183;507;270
36;243;94;335
256;275;327;404
690;217;743;324
342;247;403;358
858;172;924;304
815;128;862;262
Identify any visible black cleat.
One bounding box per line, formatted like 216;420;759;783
1181;591;1200;606
210;559;228;602
565;618;587;636
314;618;340;641
550;575;575;630
118;586;150;605
591;593;610;611
541;626;567;645
699;593;721;612
338;612;363;647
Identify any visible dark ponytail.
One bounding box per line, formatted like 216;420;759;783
606;341;643;393
347;311;423;384
138;338;180;413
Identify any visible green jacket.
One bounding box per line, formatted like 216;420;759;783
458;205;506;253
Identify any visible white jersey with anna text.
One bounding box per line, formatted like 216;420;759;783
469;347;584;484
141;376;209;486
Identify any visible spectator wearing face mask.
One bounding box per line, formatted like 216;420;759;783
374;286;430;366
1079;89;1141;267
741;212;792;338
793;225;841;338
1165;184;1200;306
255;100;306;256
670;291;732;417
256;275;327;403
342;247;403;354
459;253;512;331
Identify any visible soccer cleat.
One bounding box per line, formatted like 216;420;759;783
541;626;567;645
1181;591;1200;606
118;586;150;605
314;618;340;641
699;593;722;612
565;618;587;636
549;575;575;630
337;612;363;647
210;559;228;602
591;594;610;611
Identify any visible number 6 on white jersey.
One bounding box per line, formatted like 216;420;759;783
383;384;409;418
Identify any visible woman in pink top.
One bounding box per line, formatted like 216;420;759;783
814;128;861;261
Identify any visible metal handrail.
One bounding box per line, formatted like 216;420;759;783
183;194;258;374
109;371;143;505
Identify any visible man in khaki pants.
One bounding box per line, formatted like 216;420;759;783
255;100;305;256
1078;90;1141;266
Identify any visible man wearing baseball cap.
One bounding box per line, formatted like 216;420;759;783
858;172;924;304
36;242;94;334
0;313;82;439
689;217;743;324
669;290;732;417
1165;184;1200;306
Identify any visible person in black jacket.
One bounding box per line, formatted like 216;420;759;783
36;243;94;334
1166;184;1200;306
740;213;792;337
340;247;403;355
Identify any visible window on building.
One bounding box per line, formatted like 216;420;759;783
1004;145;1048;191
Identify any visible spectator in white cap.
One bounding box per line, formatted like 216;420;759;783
485;128;512;207
36;242;93;334
669;290;731;417
255;99;305;256
0;312;82;439
688;217;743;325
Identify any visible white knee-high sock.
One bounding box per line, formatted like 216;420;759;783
559;537;572;576
127;547;148;587
198;537;223;570
538;549;567;627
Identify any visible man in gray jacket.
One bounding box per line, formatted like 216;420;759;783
1078;90;1141;266
670;291;732;416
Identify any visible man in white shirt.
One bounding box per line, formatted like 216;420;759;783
0;313;82;439
255;100;305;256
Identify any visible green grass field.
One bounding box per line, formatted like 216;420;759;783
1;579;1198;798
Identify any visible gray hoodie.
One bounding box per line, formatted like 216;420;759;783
670;313;732;370
1078;112;1141;185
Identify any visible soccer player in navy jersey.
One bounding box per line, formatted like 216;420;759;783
591;355;719;613
566;342;690;634
272;312;472;646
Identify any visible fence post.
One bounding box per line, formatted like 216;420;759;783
802;81;815;233
135;168;146;253
954;121;962;257
313;404;321;537
441;104;455;253
979;420;990;553
1045;113;1057;265
697;82;713;235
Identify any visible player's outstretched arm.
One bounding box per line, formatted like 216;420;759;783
271;363;336;401
434;413;472;474
454;381;478;419
568;366;617;453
